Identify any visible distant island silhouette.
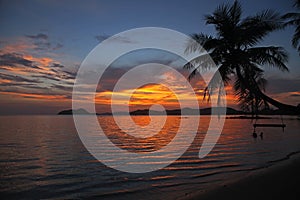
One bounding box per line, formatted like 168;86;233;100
58;108;91;115
58;107;299;116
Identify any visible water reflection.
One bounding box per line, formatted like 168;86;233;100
0;115;300;199
99;116;180;153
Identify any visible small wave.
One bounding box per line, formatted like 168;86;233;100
268;150;300;164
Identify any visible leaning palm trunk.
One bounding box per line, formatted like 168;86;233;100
257;90;297;112
236;67;298;112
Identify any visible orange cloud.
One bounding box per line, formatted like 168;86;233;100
129;84;179;106
0;37;59;76
94;85;181;112
0;46;73;103
94;82;239;110
23;55;54;69
1;40;35;54
0;91;69;101
95;84;179;106
0;79;12;84
0;65;32;75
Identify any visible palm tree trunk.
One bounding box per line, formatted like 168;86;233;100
236;67;299;113
258;90;298;112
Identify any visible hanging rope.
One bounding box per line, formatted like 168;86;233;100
253;115;258;133
253;115;286;132
280;115;285;132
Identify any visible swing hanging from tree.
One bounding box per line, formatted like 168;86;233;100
253;115;286;132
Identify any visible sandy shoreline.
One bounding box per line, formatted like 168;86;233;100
185;152;300;200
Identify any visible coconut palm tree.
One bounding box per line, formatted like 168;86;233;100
184;1;298;113
283;0;300;54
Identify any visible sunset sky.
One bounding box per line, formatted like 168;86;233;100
0;0;299;114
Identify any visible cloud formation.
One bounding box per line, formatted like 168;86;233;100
0;35;75;104
0;53;39;68
1;32;299;114
95;34;110;42
25;32;63;51
0;72;41;83
95;34;135;44
25;33;49;40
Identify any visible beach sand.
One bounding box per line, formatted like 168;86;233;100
186;153;300;200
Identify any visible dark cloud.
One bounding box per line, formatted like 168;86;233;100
0;46;76;106
266;77;300;94
0;52;75;86
97;67;128;91
61;70;77;79
34;42;63;51
0;84;70;97
111;36;134;44
51;84;73;91
0;82;38;87
109;48;183;69
95;34;110;42
96;64;191;93
51;63;64;68
32;62;76;81
95;34;134;44
0;53;39;68
50;68;59;73
25;33;63;51
0;72;42;83
25;33;48;40
65;81;75;86
290;94;300;97
31;74;61;82
33;41;51;50
53;43;63;50
22;84;49;90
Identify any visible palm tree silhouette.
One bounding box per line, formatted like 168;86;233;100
184;1;297;113
283;0;300;54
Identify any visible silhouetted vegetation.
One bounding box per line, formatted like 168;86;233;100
184;1;299;114
283;0;300;55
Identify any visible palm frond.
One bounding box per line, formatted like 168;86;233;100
294;0;300;9
205;2;241;37
282;0;300;53
234;66;269;112
247;46;289;71
229;0;242;25
183;51;221;72
282;12;300;22
187;67;199;81
240;10;284;46
185;33;222;54
185;33;208;54
292;25;300;48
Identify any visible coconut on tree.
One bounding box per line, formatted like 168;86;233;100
184;1;298;114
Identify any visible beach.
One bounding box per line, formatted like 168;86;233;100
187;152;300;200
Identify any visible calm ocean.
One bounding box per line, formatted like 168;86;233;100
1;115;300;199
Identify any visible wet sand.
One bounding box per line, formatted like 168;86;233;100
187;153;300;200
